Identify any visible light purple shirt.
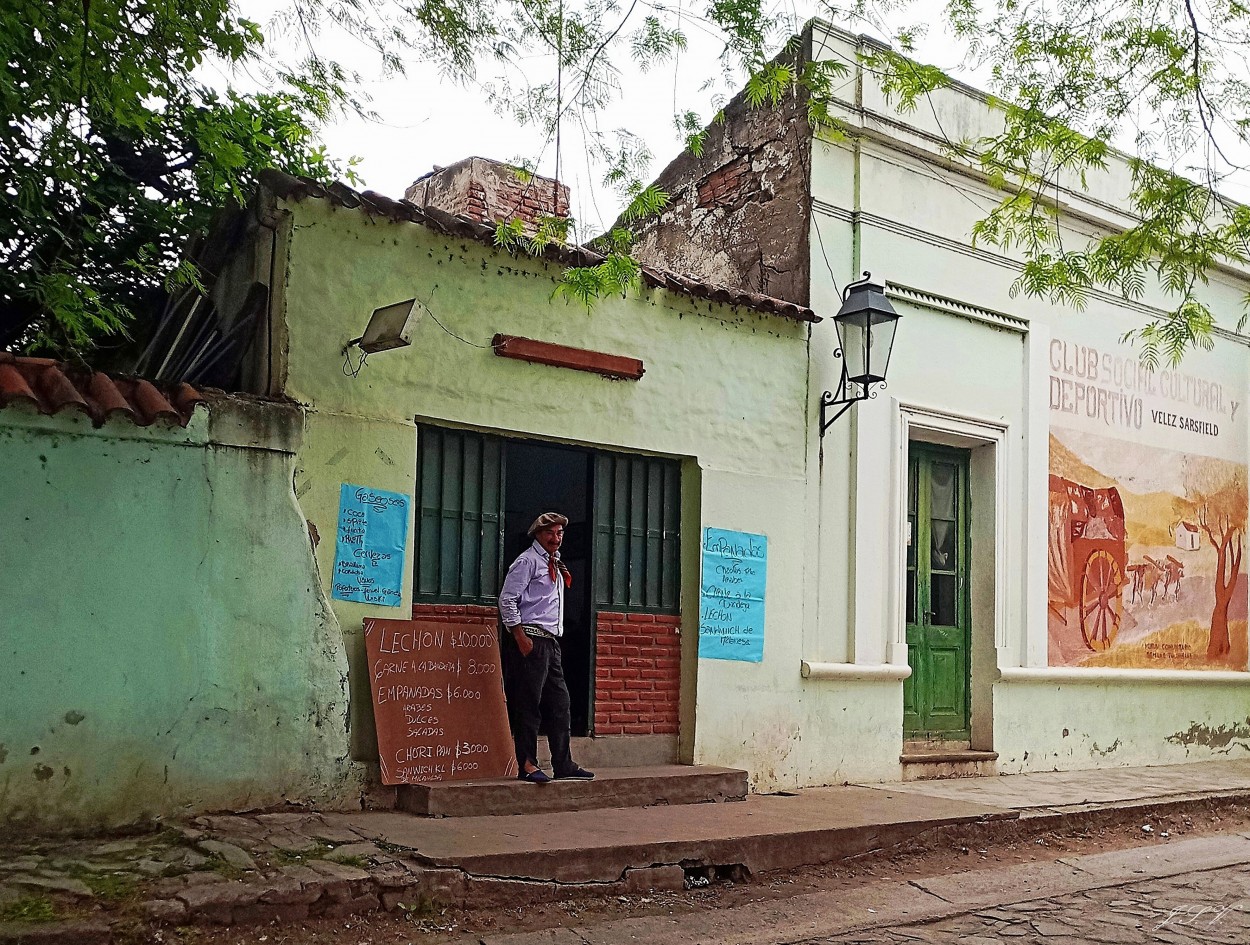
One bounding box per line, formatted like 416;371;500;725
498;541;564;637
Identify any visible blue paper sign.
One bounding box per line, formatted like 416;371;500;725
698;527;767;662
331;484;410;606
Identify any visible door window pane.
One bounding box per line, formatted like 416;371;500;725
931;572;957;625
930;463;956;518
415;426;505;604
930;519;955;571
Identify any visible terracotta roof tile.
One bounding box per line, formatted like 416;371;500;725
257;169;820;323
0;353;205;427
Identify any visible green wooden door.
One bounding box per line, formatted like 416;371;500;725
903;444;971;738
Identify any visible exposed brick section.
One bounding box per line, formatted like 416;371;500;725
620;44;813;306
696;155;763;211
593;611;680;736
405;156;570;237
410;603;498;626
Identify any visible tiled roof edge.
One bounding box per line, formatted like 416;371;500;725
256;169;819;323
0;353;206;428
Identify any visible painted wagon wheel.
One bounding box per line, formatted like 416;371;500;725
1079;550;1123;651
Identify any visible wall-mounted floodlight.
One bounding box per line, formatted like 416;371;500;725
343;298;421;376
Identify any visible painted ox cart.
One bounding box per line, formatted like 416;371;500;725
1048;475;1129;650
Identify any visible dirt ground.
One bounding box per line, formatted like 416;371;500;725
140;799;1250;945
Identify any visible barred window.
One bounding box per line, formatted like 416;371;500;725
414;425;680;614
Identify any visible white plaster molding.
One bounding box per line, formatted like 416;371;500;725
885;283;1028;335
802;660;912;681
812;201;855;224
999;667;1250;686
850;395;894;666
1023;328;1053;668
812;199;1250;347
893;401;1011;654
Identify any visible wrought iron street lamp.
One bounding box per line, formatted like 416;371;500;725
819;272;900;435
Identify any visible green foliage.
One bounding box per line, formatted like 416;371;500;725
77;871;140;902
675;111;707;157
557;252;642;307
861;48;948;114
621;184;670;223
0;896;57;923
0;0;354;355
631;16;688;70
494;213;573;256
841;0;1250;362
745;61;795;107
7;0;1248;360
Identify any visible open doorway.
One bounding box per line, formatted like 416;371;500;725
504;441;594;735
414;425;683;743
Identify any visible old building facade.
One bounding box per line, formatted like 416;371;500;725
627;20;1250;781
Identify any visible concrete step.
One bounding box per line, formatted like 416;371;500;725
900;749;999;781
396;764;748;817
335;783;1019;885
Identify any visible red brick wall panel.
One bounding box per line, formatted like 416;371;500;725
593;611;680;736
412;605;680;736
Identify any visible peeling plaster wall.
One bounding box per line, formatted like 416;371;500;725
994;683;1250;771
0;400;361;831
627;87;812;306
269;197;868;790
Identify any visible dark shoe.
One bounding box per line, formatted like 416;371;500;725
518;768;551;783
554;766;595;780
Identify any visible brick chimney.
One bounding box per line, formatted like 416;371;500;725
405;157;570;235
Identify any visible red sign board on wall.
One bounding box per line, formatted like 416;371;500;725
363;618;517;784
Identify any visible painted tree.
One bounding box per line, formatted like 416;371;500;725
1184;460;1247;659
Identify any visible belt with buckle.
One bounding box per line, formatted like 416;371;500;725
521;625;556;639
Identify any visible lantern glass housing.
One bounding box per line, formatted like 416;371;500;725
819;272;901;435
834;279;899;392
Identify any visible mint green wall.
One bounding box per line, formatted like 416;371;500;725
270;196;827;788
0;402;361;830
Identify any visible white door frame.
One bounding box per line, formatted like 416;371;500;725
890;401;1011;664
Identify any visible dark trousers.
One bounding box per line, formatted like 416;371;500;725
501;630;575;776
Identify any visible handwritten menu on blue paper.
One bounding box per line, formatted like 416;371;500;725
331;484;410;606
698;527;767;662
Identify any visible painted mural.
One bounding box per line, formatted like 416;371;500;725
1047;332;1249;670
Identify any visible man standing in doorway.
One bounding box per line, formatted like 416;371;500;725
499;512;596;783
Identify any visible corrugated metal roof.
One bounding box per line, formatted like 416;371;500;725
257;169;820;324
0;353;205;427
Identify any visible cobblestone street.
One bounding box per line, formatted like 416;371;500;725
806;863;1250;944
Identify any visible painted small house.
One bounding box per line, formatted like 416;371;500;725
1175;522;1201;552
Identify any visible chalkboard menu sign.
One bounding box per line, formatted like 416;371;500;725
363;618;518;784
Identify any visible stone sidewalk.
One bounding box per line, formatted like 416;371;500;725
3;759;1249;942
463;832;1250;945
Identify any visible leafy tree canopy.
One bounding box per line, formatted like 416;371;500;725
6;0;1250;363
0;0;356;353
282;0;1250;363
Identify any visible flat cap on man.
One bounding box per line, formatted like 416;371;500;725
527;512;569;536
